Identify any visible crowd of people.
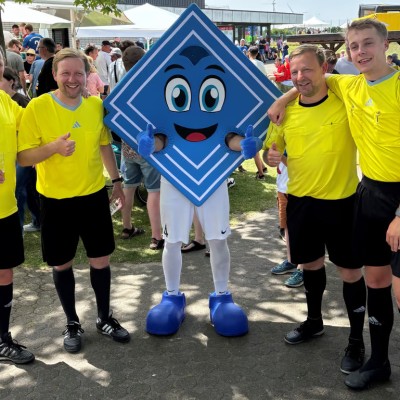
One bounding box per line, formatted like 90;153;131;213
0;16;399;393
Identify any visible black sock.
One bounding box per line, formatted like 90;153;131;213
90;266;111;321
0;283;13;337
53;268;79;323
364;285;393;370
343;276;366;343
303;267;326;320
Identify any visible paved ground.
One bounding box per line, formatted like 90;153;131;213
1;208;399;400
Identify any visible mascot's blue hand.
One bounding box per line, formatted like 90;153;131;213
138;124;156;157
240;125;262;160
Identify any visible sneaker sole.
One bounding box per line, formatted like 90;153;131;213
97;329;130;343
64;343;82;353
271;269;296;275
284;329;325;345
285;281;304;288
0;354;35;364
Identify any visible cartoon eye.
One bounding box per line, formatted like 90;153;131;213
165;76;191;112
199;77;225;112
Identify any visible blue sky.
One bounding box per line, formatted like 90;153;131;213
206;0;400;26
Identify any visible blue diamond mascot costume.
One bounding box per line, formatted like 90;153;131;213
104;4;281;336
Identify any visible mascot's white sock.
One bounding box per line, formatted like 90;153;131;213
208;239;230;294
162;241;183;295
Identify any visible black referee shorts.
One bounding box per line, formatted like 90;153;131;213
0;212;24;269
353;176;400;276
287;194;360;268
40;187;115;266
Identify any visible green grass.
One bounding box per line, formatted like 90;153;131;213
22;157;277;268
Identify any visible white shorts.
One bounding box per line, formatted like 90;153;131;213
160;177;231;243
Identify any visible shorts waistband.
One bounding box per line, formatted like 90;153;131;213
362;176;400;194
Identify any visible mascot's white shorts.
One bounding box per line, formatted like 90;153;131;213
160;177;231;243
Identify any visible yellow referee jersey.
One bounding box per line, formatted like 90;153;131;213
0;91;24;219
264;90;358;199
327;72;400;182
18;94;112;199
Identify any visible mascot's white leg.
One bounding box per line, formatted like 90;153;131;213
208;239;248;337
146;241;186;335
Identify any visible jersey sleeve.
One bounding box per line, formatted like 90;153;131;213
18;99;42;152
326;74;353;101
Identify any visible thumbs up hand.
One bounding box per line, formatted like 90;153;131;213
266;142;282;167
56;132;76;157
240;125;262;160
137;124;156;157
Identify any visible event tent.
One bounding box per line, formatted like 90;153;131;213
1;1;70;24
303;16;330;27
76;4;179;41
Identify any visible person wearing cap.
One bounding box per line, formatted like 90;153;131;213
24;49;36;75
107;47;123;93
94;40;112;97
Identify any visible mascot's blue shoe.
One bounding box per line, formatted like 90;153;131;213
209;292;248;337
146;291;186;335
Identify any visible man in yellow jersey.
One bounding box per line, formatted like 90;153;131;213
267;19;400;390
0;49;35;365
263;44;366;377
17;48;130;353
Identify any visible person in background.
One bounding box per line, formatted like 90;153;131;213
84;45;98;61
55;43;63;53
22;24;43;56
95;40;112;97
0;66;29;107
0;48;35;365
36;38;57;96
119;46;163;250
11;24;20;39
86;56;104;97
24;48;36;77
28;57;44;98
6;39;27;94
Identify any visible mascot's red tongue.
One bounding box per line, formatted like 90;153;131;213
186;132;206;142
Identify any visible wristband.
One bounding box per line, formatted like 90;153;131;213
111;176;123;184
395;208;400;218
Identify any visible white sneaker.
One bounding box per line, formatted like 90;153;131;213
23;223;40;232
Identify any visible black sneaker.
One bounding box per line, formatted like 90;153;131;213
62;322;84;353
96;315;130;343
340;342;365;374
284;318;324;344
345;359;391;390
0;332;35;364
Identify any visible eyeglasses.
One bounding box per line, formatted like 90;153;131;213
27;54;35;57
37;46;46;49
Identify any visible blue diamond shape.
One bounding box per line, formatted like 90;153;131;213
104;4;281;206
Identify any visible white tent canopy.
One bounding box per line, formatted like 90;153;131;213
76;25;167;39
76;4;179;41
123;3;179;30
303;16;330;27
1;1;70;24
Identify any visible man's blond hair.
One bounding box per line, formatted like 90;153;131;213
53;48;90;74
346;18;388;41
289;44;325;66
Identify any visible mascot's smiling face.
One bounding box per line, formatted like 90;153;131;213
164;46;225;142
103;4;280;206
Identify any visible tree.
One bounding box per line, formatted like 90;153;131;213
0;0;121;53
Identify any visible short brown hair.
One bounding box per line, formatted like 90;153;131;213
53;48;90;74
25;24;33;33
289;44;325;66
122;46;145;72
346;18;388;41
